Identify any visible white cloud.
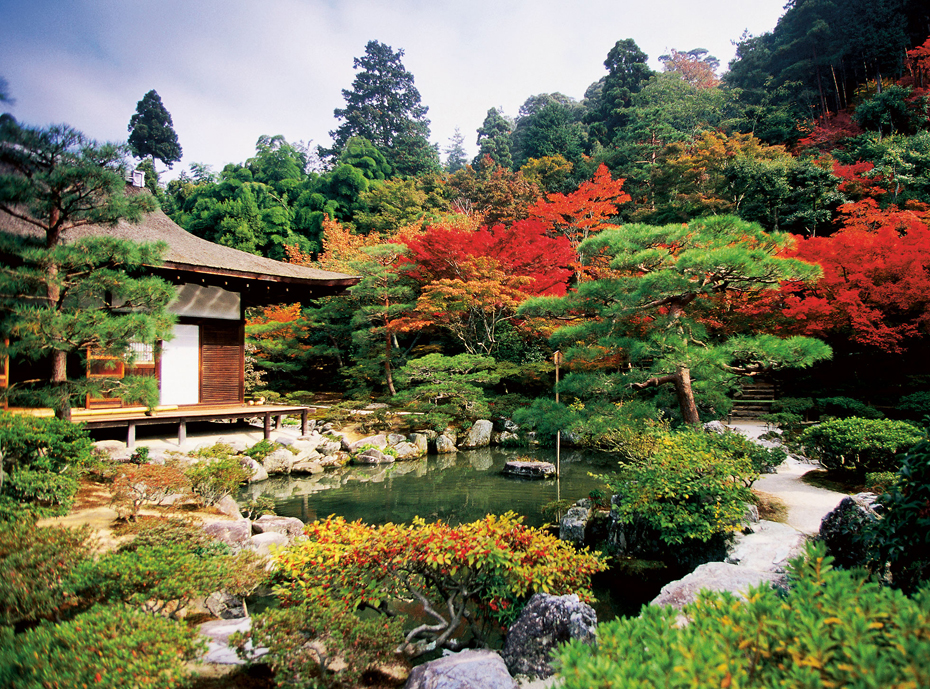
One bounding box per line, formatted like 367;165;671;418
0;0;786;177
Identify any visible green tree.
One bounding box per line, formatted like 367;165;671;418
444;127;468;173
127;89;182;169
586;39;653;146
519;216;831;424
325;40;439;177
346;243;415;396
0;121;176;419
475;107;514;168
511;95;588;171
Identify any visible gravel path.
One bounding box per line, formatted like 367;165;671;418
729;421;847;534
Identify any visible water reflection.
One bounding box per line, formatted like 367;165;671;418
239;446;618;527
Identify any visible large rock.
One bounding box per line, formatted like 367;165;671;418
203;519;252;548
435;435;458;454
215;495;243;519
501;593;597;679
199;617;267;664
560;503;592;545
248;531;290;557
291;459;324;474
460;420;494;449
493;431;520;446
292;436;326;454
819;492;881;569
502;460;555;479
246;458;269;483
204;591;246;620
252;514;305;539
405;649;516;689
354;447;395;464
411;433;429;455
349;434;389;453
726;520;805;573
650;561;783;610
392;441;423;460
262;448;295;474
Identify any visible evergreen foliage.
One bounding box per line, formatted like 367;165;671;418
127;89;182;168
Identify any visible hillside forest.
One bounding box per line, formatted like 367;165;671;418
137;1;929;433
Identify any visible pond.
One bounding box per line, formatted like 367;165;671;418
239;445;684;619
238;445;617;528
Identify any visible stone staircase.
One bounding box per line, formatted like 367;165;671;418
729;379;777;421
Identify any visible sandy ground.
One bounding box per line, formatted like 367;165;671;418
728;421;847;535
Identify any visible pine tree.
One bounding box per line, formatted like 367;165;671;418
0;120;176;420
519;216;831;424
128;89;183;169
325;40;438;177
444;127;468;173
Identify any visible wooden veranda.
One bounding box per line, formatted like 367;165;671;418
66;404;312;449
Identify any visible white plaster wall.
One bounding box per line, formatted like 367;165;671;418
159;324;200;405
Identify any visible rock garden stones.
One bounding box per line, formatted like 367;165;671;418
262;448;295;474
502;459;556;479
560;500;593;545
435;434;458;453
406;649;517;689
354;447;395;464
460;419;494;448
501;593;597;679
251;514;305;539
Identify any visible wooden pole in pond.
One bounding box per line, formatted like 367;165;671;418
554;350;562;479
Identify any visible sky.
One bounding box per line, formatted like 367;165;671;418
0;0;787;179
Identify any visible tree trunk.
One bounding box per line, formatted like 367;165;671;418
384;328;396;396
673;365;700;425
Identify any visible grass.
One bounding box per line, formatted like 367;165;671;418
800;469;864;495
752;490;789;523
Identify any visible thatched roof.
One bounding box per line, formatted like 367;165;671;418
0;187;359;305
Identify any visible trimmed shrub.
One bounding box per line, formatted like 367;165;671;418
245;439;278;462
185;455;250;506
110;464;189;520
0;604;203;688
798;417;922;472
0;522;95;625
606;430;757;548
556;543;930;688
233;602;405;689
867;439;930;593
74;519;264;617
0;412;95;518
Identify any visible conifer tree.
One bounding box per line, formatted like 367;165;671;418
519;216;831;424
325;41;438;177
0;120;176;420
474;108;514;168
127;89;183;169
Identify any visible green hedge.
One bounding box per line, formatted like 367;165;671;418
0;605;203;688
798;417;922;472
556;543;930;688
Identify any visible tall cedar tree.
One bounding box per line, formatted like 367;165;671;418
519;216;831;424
127;89;183;169
0;121;176;419
326;40;438;177
474;108;514;168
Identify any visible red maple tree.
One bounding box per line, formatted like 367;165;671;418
527;164;630;279
400;218;574;296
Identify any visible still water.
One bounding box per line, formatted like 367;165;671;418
239;446;619;527
239;445;680;619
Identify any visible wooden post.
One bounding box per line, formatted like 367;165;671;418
554;350;563;478
178;419;187;446
301;408;309;436
263;412;271;440
127;421;136;450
